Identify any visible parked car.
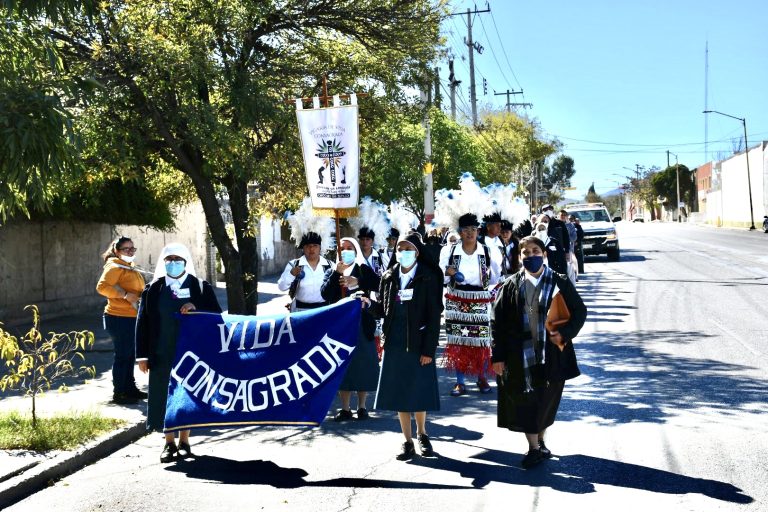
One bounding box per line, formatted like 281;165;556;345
566;203;620;261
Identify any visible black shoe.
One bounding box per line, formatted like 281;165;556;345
334;409;353;422
177;441;193;459
450;384;467;397
539;440;552;458
477;378;492;394
160;442;177;463
112;393;138;405
521;448;546;469
126;389;148;399
356;408;370;420
396;441;415;461
417;434;434;457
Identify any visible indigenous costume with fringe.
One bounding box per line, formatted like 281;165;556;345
434;173;502;376
443;242;496;375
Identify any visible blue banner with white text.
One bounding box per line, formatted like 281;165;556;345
163;299;361;431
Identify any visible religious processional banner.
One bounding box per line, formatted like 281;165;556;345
163;299;361;432
295;95;360;212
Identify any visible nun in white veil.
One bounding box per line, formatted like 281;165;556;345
135;243;221;463
321;236;381;423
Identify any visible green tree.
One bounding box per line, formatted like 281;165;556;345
651;164;693;210
474;110;558;187
0;306;95;427
363;107;487;225
38;0;442;314
585;182;603;203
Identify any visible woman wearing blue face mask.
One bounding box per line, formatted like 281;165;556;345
490;236;586;470
135;243;222;463
321;237;381;422
367;231;444;461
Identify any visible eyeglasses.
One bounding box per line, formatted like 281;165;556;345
118;247;137;254
460;227;478;233
164;256;185;262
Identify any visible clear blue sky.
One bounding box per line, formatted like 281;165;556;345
442;0;768;199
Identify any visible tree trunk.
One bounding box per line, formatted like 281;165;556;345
227;177;259;314
179;155;247;313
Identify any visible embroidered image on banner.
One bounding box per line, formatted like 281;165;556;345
296;99;360;211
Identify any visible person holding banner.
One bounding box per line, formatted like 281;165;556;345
321;237;381;421
135;243;222;463
281;198;336;312
368;231;443;461
491;235;586;469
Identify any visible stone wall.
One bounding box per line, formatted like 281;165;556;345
0;203;298;324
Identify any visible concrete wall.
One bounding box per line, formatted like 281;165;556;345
718;144;765;228
1;202;210;324
1;203;311;324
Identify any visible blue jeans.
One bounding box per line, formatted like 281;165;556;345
456;361;489;385
104;314;138;394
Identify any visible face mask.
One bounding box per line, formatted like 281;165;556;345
341;250;356;265
165;260;186;278
535;230;549;242
397;250;417;268
120;255;135;263
544;210;554;219
522;255;544;273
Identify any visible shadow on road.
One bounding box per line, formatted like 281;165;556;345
419;447;752;503
162;449;752;504
559;329;768;425
163;456;474;490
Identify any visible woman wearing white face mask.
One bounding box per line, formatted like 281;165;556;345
135;243;222;463
534;222;567;275
97;236;147;405
367;231;444;460
321;237;381;421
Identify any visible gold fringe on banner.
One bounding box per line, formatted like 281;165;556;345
313;207;358;218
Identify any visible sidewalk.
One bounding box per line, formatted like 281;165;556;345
0;274;289;508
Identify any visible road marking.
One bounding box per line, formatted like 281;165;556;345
709;318;763;357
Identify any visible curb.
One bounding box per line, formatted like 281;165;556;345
0;420;146;509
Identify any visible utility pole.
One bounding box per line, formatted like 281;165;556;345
448;59;461;121
456;6;490;127
494;89;533;112
668;151;681;222
421;87;434;225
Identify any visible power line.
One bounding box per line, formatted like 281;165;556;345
488;6;523;91
477;14;515;93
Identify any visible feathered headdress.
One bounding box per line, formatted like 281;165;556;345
484;183;530;227
348;196;390;249
284;197;337;255
433;172;493;229
388;201;419;239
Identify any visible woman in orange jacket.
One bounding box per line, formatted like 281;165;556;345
96;236;147;404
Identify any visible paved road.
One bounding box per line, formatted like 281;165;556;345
5;222;767;511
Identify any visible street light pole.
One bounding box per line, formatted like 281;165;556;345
703;110;756;230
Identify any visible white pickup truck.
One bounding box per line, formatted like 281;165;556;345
566;203;620;261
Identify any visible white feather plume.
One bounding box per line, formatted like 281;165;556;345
484;183;531;226
284;197;337;255
388;201;419;236
433;172;493;229
349;196;390;249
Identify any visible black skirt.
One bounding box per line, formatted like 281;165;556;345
496;372;565;434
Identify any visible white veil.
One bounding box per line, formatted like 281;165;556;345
337;237;366;266
152;243;196;282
